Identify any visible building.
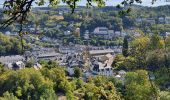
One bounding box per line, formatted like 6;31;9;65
136;18;155;25
12;61;25;70
114;31;121;37
0;55;25;64
37;52;61;61
84;30;90;39
159;31;170;37
59;45;84;54
5;61;25;70
165;17;170;24
158;16;166;24
115;70;126;82
33;63;42;70
25;46;61;61
91;54;114;76
157;16;170;24
93;27;114;39
66;53;84;75
64;30;71;36
136;18;142;24
145;18;156;25
89;49;114;56
84;33;89;40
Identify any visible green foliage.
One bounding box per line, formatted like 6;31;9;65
0;69;56;100
0;33;22;56
151;24;170;33
125;70;159;100
74;67;82;78
25;60;34;68
0;65;168;100
159;91;170;100
122;36;129;57
0;64;8;74
82;76;121;100
146;49;169;69
130;36;150;69
0;92;18;100
40;60;59;69
154;67;170;88
114;33;170;71
149;33;164;50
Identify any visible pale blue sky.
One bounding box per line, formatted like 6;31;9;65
0;0;170;7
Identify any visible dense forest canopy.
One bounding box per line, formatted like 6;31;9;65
0;32;26;55
0;62;165;100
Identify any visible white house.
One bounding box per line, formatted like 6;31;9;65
93;27;114;39
115;70;126;83
64;30;71;35
92;62;113;76
84;33;89;40
6;61;25;70
91;54;114;76
83;30;90;40
33;63;42;70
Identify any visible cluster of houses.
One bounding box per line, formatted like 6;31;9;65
0;55;25;70
136;16;170;25
0;43;126;80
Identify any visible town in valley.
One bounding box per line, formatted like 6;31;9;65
0;1;170;100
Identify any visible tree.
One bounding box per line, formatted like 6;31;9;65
130;37;150;69
0;33;23;56
25;59;34;68
146;49;166;70
74;67;82;78
83;76;122;100
0;69;55;100
0;64;7;74
150;33;164;50
122;36;129;57
125;70;159;100
0;92;18;100
159;91;170;100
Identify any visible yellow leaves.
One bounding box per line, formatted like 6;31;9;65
0;33;10;44
133;36;148;44
94;0;105;7
0;71;14;85
131;37;150;53
15;87;22;97
135;29;145;36
49;0;60;7
49;15;64;21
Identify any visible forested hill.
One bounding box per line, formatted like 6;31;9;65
32;5;170;15
1;5;170;38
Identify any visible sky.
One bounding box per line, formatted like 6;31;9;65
0;0;170;7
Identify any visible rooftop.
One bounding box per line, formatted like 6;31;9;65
89;49;114;55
